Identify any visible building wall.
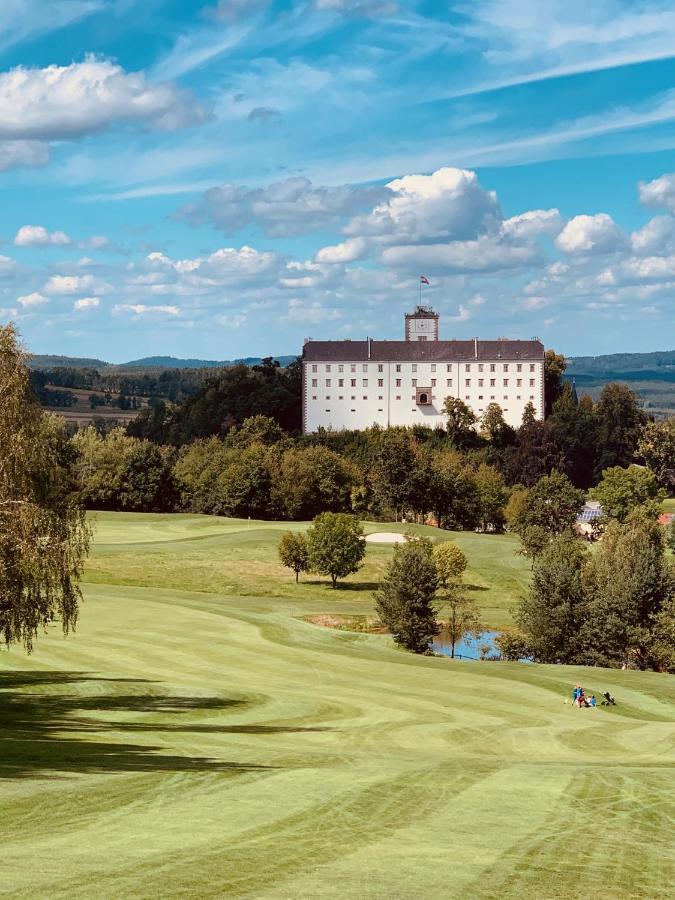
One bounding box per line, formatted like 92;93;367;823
303;357;544;432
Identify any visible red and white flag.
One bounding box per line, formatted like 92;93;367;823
420;275;430;285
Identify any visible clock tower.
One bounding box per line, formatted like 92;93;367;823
405;305;440;341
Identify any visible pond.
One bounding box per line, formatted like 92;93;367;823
431;629;500;660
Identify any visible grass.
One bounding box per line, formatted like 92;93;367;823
1;512;674;899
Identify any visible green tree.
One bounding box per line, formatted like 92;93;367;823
442;397;477;448
593;383;647;479
520;471;584;534
668;520;675;553
549;382;597;488
517;525;550;565
275;446;355;519
433;541;468;588
516;535;587;663
544;349;567;416
225;415;286;448
442;586;482;659
278;532;309;582
0;324;90;651
637;418;675;491
504;485;529;532
494;630;530;661
480;403;515;447
371;432;416;518
588;465;666;524
474;464;508;532
306;512;365;588
375;536;439;653
579;516;674;668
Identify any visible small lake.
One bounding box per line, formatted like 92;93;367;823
431;629;500;660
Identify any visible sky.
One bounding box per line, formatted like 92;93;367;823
1;0;675;362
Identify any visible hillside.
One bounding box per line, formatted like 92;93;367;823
566;349;675;416
29;353;297;370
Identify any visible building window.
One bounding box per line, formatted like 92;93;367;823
465;395;470;400
363;395;368;400
378;378;383;387
490;395;495;400
431;379;436;387
412;379;417;387
446;378;452;387
396;378;401;387
325;409;330;412
312;364;317;373
503;364;509;372
351;409;356;412
378;395;383;400
378;364;383;372
530;379;535;387
326;395;331;400
465;379;470;387
446;364;452;372
503;395;508;400
362;364;368;372
516;395;521;400
312;379;317;387
326;364;331;372
478;364;484;372
517;379;522;387
490;364;495;372
378;408;383;412
517;364;522;372
478;379;484;387
419;336;427;342
530;364;535;372
490;379;495;387
351;395;356;400
478;395;483;400
351;364;356;373
351;379;356;387
338;364;344;373
431;364;436;372
326;379;331;387
339;395;343;400
338;378;344;387
312;395;317;400
503;379;508;387
396;395;401;400
465;364;471;372
363;379;368;387
412;364;417;372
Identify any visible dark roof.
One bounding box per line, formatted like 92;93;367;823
303;339;544;362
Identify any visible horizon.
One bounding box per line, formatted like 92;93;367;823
1;1;675;360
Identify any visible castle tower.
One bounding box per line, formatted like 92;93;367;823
405;305;439;342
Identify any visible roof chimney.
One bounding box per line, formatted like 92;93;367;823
474;337;478;359
367;337;372;359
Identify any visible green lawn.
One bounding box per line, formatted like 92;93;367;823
1;513;674;899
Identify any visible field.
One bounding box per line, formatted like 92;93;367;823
1;514;674;899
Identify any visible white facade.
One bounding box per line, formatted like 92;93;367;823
302;308;545;433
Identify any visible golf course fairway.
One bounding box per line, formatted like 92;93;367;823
1;513;674;899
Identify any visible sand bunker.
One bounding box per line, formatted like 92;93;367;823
365;532;408;544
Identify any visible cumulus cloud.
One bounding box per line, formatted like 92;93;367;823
44;274;96;295
345;167;501;244
0;139;50;171
73;296;100;310
0;255;17;276
501;208;563;240
286;298;342;323
0;58;207;142
315;237;366;264
381;235;540;273
14;224;71;246
16;291;48;307
638;173;675;213
554;213;625;255
630;216;675;255
177;176;387;237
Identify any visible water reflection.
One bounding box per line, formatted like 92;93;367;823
431;629;499;660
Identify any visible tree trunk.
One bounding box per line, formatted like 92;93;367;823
295;569;299;582
331;574;337;588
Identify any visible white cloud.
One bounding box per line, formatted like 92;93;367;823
381;235;540;273
345;167;501;244
73;296;100;310
315;237;366;263
0;58;207;142
446;304;471;322
16;291;48;307
44;274;96;295
178;177;386;237
214;312;247;327
638;173;675;213
520;295;551;310
78;235;111;251
555;213;625;255
15;224;71;247
286;298;342;323
630;216;675;254
113;304;181;316
0;0;104;54
0;255;17;275
501;208;563;239
210;0;270;21
0;139;50;171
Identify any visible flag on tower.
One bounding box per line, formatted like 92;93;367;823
420;275;430;285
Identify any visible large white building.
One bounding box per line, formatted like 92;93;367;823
302;306;545;433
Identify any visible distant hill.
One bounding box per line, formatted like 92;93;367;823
29;353;298;370
566;349;675;417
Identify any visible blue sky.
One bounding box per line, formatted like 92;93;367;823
1;0;675;361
